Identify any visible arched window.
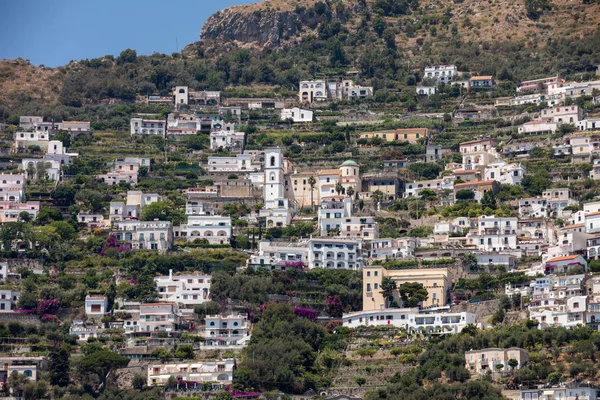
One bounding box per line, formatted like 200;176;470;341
270;172;276;181
179;88;186;93
210;321;215;326
270;156;276;167
24;370;32;377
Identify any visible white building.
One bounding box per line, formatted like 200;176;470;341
248;240;310;271
13;131;49;153
281;107;313;123
469;215;518;252
147;359;234;387
416;86;437;96
404;178;454;197
519;384;600;400
465;348;529;375
340;216;379;240
342;308;476;334
0;201;40;223
209;130;246;152
0;174;25;202
484;162;526;185
206;153;260;172
130;118;166;136
0;356;45;383
0;290;19;311
540;105;583;125
518;198;548;218
577;117;600;131
260;148;293;227
139;302;180;333
299;80;329;103
348;86;374;99
318;196;353;235
97;157;151;186
175;215;232;245
85;295;108;317
203;313;251;347
155;270;211;306
69;320;100;342
77;212;106;228
21;140;78;182
19;116;43;130
518;120;558;135
112;220;173;252
369;238;415;260
308;238;364;270
423;65;458;84
57;121;90;133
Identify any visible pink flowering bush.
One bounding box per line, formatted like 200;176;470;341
284;261;305;270
100;234;128;256
293;307;318;320
38;299;60;315
324;295;344;318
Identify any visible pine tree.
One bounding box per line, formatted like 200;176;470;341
49;347;70;387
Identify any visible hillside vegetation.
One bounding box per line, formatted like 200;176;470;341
2;0;600;119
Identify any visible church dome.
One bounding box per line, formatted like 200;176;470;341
340;160;358;167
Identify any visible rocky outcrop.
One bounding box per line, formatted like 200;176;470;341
200;1;363;49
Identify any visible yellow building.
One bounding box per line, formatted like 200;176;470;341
359;128;428;144
363;266;451;310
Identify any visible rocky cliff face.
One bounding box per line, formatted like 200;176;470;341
200;1;362;49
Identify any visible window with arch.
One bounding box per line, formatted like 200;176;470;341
270;156;276;166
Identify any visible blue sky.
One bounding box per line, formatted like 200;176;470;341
0;0;256;67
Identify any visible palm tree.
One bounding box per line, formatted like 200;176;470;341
346;186;355;199
371;190;384;211
308;176;316;210
335;182;344;195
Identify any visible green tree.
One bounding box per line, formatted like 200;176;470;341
335;182;344;195
49;347;70;386
380;277;397;307
132;373;146;390
77;349;129;389
193;301;221;319
371;190;385;210
399;282;429;307
373;16;386;36
346;186;355;199
525;0;551;19
174;344;195;359
455;189;475;201
419;188;437;202
508;358;519;370
140;201;185;225
481;190;497;209
54;130;71;148
490;309;505;325
329;40;347;67
75;189;104;213
49;221;77;241
7;371;29;397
